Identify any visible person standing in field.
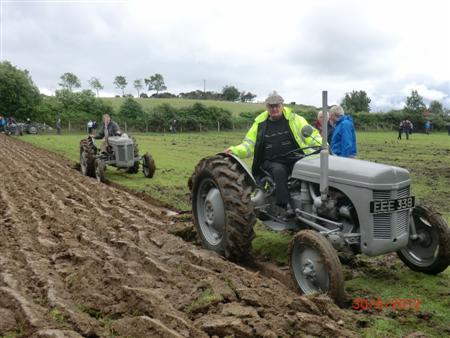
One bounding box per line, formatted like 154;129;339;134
315;110;334;144
404;119;413;140
398;120;405;140
424;120;431;134
329;105;357;158
56;118;61;135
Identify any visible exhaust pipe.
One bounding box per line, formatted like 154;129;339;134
320;91;329;201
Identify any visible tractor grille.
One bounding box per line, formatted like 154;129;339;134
117;145;126;162
372;187;410;239
117;144;134;162
127;144;133;160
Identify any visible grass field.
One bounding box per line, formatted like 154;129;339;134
101;97;317;116
21;130;450;337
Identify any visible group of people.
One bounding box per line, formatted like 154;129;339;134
225;91;357;216
0;115;20;134
398;120;413;140
87;120;98;134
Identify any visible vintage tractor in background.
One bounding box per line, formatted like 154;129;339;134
189;92;450;306
79;134;155;182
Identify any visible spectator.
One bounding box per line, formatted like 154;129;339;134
315;110;334;144
170;119;177;133
424;120;431;134
447;122;450;136
87;120;93;134
398;120;405;140
404;119;413;140
0;115;6;133
92;120;97;131
329;105;357;158
56;118;61;135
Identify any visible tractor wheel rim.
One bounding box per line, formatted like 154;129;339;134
291;242;330;294
401;215;439;266
196;178;225;246
95;162;102;182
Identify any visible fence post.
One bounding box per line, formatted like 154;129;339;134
146;122;148;132
217;121;220;132
125;122;128;133
200;123;202;132
68;121;71;133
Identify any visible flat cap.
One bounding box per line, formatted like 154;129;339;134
265;91;284;105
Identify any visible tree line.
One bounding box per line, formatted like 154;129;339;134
59;71;256;102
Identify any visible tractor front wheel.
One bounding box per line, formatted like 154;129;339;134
397;204;450;274
289;230;346;307
142;153;155;178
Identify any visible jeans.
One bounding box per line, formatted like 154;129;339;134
261;160;294;206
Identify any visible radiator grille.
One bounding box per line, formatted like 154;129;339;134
126;144;134;161
397;186;410;198
373;213;392;239
372;187;411;239
117;145;126;162
396;210;409;237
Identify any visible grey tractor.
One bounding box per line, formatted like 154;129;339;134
79;134;155;182
189;92;450;306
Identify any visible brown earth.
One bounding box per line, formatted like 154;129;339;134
0;134;358;338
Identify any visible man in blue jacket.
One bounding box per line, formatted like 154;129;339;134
329;105;357;158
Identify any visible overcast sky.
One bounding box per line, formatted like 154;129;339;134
1;0;449;110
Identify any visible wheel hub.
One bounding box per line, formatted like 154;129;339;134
196;181;226;246
302;259;317;283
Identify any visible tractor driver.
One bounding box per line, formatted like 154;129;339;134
91;113;122;152
225;91;322;216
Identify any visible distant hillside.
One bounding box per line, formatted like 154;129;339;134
100;97;318;115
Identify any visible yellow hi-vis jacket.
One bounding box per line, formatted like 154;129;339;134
229;107;322;175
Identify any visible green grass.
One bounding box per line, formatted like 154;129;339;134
21;130;450;337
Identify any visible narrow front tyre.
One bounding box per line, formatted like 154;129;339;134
289;230;346;307
397;204;450;274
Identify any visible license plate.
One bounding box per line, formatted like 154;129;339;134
370;196;415;214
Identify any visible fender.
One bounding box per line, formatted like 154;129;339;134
217;153;257;188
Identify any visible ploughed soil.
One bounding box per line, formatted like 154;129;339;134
0;134;358;338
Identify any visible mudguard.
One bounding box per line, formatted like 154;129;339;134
218;153;257;188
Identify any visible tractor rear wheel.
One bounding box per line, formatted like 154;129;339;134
142;153;155;178
397;204;450;274
94;158;106;183
79;138;96;177
189;155;256;261
289;230;346;307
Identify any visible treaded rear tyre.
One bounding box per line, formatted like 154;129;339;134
189;155;256;261
289;230;346;307
80;138;96;177
397;204;450;274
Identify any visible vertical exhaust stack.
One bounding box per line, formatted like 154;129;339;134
320;91;329;201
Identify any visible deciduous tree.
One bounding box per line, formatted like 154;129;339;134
59;72;81;91
88;77;103;97
114;76;128;96
341;90;371;113
0;61;41;120
145;74;167;94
